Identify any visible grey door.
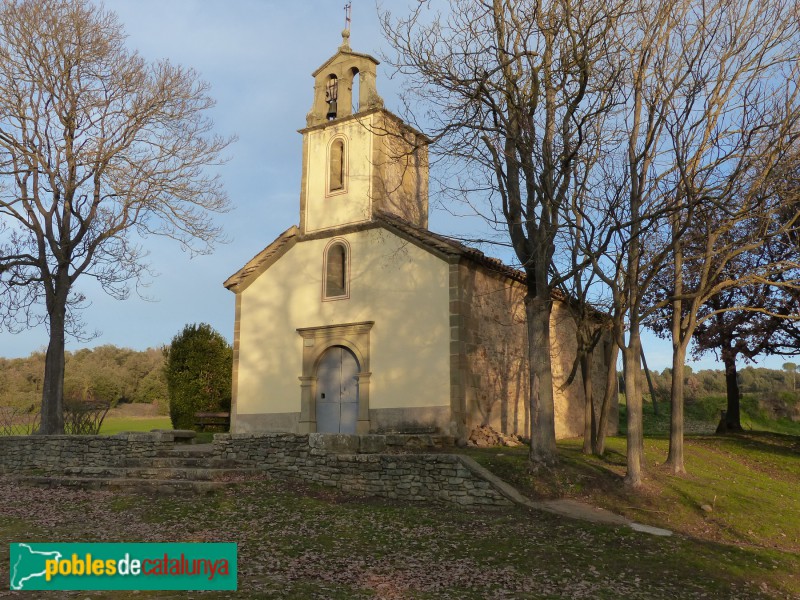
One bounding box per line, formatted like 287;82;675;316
316;346;360;433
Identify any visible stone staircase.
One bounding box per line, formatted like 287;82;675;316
13;443;263;495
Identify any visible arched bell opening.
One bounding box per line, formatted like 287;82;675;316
325;74;338;120
351;67;360;115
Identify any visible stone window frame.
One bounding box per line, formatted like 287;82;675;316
326;134;348;196
322;238;351;301
296;321;373;434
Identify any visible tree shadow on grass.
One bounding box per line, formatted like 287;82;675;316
691;431;800;468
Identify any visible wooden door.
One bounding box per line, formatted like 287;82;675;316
316;346;359;433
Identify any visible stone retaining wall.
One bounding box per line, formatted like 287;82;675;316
214;432;455;457
0;432;511;507
214;433;510;507
0;432;177;473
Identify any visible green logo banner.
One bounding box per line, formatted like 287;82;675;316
9;543;237;591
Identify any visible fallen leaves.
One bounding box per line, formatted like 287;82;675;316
0;477;785;599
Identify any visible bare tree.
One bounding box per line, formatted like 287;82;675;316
556;179;619;456
589;0;689;487
0;0;232;434
382;0;623;465
587;0;800;483
692;269;800;432
645;0;800;473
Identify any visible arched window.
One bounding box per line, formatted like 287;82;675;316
329;138;345;193
324;241;349;299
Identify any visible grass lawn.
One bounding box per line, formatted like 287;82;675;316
99;417;216;442
0;473;791;599
99;417;172;435
629;393;800;438
462;432;799;598
2;399;796;597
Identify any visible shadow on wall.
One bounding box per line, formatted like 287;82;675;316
460;264;615;440
459;264;530;437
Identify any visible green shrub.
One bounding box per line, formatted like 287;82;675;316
739;394;767;421
685;394;726;421
164;323;232;431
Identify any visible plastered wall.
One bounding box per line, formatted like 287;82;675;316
235;228;450;430
303;115;375;233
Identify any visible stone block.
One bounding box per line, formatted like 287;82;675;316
308;433;359;454
358;435;386;454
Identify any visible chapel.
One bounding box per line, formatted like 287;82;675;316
224;32;616;441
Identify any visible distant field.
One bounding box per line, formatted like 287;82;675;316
99;417;172;435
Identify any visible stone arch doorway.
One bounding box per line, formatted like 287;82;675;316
316;345;360;434
297;321;373;434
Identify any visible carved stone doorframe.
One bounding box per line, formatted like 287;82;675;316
296;321;373;434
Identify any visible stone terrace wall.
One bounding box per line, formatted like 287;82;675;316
0;432;512;508
214;433;511;507
0;432;177;473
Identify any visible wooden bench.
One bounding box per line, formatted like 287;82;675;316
193;412;231;432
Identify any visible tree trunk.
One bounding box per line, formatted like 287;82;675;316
593;341;619;456
722;347;743;432
581;351;593;455
39;297;67;434
526;293;557;465
622;335;644;487
666;342;688;474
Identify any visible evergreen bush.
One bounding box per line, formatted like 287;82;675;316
164;323;232;430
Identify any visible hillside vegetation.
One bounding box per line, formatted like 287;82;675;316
647;365;800;423
0;346;167;413
2;347;798;425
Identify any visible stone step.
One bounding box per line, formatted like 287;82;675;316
123;456;241;469
62;466;261;481
12;475;228;495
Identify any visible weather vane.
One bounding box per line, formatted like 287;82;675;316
344;3;352;31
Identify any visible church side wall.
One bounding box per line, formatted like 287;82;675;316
549;302;618;438
458;263;617;439
458;264;529;437
235;228;450;433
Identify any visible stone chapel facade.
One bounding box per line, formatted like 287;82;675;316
224;34;617;441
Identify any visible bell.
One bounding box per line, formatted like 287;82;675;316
326;100;338;120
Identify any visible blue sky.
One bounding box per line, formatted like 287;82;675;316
0;0;794;374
